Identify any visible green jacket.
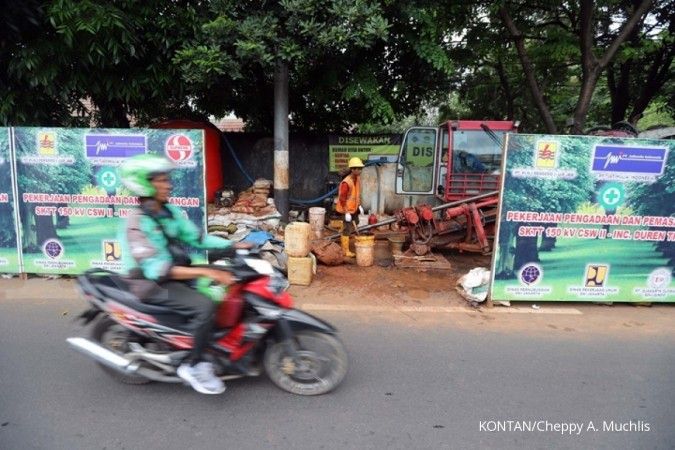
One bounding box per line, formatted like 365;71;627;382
120;202;231;298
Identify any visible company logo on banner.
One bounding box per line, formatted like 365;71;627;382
567;264;619;298
33;239;76;270
597;183;625;210
85;134;147;165
535;140;559;169
520;264;542;285
165;134;196;167
504;263;552;297
584;264;608;287
633;268;675;299
511;139;577;180
38;131;57;156
19;130;74;165
44;239;63;259
90;240;123;271
591;145;668;181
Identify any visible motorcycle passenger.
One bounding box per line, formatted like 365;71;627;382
118;154;250;395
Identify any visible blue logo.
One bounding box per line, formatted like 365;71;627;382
520;264;542;286
43;239;64;259
85;135;146;158
591;145;667;175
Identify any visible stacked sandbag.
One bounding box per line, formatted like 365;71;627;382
231;178;276;216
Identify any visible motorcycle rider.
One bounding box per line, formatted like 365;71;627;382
118;154;250;395
335;157;365;257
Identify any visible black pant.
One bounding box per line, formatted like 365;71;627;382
143;281;216;365
341;213;360;236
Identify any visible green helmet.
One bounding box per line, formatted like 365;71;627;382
119;154;175;197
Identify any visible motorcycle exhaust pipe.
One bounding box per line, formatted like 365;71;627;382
66;337;137;374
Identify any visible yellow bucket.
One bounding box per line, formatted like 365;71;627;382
354;234;375;267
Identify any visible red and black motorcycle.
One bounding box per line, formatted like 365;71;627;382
67;248;348;395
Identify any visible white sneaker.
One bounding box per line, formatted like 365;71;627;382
177;362;226;395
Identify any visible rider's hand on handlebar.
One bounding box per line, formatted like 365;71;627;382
207;269;236;286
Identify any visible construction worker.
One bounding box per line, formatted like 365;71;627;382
335;157;365;257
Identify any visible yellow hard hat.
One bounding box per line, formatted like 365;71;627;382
348;157;365;168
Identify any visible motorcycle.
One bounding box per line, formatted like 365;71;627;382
66;247;348;395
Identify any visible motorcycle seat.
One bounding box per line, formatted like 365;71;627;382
87;274;186;316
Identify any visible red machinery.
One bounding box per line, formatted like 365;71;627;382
391;120;518;255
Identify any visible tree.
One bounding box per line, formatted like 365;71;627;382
1;0;209;127
605;0;674;124
174;1;461;132
496;0;656;134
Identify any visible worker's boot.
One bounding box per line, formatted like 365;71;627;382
340;236;355;258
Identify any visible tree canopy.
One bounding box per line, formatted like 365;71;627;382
0;0;672;133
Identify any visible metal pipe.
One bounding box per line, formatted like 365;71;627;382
67;337;135;372
324;191;499;240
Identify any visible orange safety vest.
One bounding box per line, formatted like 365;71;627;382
335;175;360;214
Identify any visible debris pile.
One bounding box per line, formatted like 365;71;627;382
207;178;282;237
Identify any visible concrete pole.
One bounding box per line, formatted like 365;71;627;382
273;61;289;222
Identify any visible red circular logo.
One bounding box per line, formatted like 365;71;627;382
165;134;193;162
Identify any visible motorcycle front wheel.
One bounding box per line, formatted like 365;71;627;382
264;330;348;395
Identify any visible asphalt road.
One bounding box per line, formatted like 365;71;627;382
1;286;674;450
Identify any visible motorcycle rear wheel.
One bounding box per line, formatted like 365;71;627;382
263;331;348;395
91;317;152;385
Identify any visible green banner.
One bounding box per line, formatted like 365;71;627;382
328;134;401;172
491;134;674;303
0;128;21;273
14;128;205;275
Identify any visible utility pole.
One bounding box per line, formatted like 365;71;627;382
273;61;289;222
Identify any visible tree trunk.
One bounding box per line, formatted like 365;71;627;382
94;98;130;128
539;223;557;251
571;0;653;134
35;211;57;245
20;204;37;251
627;44;674;123
607;61;632;124
498;7;558;134
495;58;515;120
513;234;540;271
495;222;516;279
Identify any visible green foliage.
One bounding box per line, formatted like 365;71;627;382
1;0;669;133
176;0;459;131
1;0;209;127
0;130;17;247
502;135;595;214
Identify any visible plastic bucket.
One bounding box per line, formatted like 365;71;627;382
287;256;313;285
388;234;406;255
308;207;326;231
354;234;375;267
285;222;311;257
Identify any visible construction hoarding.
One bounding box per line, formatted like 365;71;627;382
11;127;205;275
491;134;674;303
